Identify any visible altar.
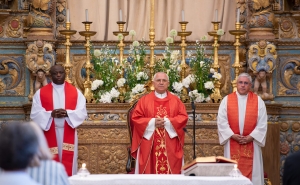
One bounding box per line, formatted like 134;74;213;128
68;174;253;185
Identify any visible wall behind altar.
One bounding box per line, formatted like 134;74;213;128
67;0;236;41
1;1;300;185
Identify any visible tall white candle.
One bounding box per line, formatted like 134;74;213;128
181;10;185;21
215;9;218;22
66;9;70;22
237;9;240;23
119;9;122;21
85;9;89;21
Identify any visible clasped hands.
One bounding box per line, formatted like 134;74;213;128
51;108;68;118
231;134;254;145
155;118;165;128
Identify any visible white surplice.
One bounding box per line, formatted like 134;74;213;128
217;92;267;185
30;82;87;175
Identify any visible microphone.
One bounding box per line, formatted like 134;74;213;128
191;101;195;111
183;127;205;157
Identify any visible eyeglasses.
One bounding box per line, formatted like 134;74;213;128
154;79;169;83
238;81;250;85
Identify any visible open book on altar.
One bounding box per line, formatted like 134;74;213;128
182;156;237;171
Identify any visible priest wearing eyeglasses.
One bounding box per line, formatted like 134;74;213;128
217;72;267;185
131;72;188;174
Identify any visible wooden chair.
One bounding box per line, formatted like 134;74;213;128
125;99;139;173
125;91;150;173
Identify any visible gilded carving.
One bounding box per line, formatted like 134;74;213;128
248;40;276;100
247;0;278;39
280;122;289;132
200;113;217;121
218;55;231;96
98;145;127;173
280;18;296;38
278;81;289;96
0;56;24;96
72;55;86;92
292;122;300;132
279;58;300;96
56;0;67;39
25;40;55;99
6;18;22;38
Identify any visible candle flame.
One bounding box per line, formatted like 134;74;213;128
82;163;86;168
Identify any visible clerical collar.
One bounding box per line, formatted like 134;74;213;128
154;91;167;99
52;82;65;88
236;91;248;97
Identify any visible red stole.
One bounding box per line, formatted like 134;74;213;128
227;91;258;180
40;82;78;176
151;96;171;174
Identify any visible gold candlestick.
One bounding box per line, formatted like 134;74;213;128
146;0;156;91
79;21;97;103
229;23;247;92
178;21;192;102
113;21;129;76
59;22;77;84
208;21;223;103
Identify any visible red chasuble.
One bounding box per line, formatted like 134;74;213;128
40;82;77;176
227;91;258;180
131;92;188;174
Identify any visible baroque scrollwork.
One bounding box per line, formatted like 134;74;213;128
248;40;276;100
56;0;67;39
6;18;22;38
25;40;55;99
0;56;24;96
27;0;54;28
279;58;300;96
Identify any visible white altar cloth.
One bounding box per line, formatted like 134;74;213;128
69;174;253;185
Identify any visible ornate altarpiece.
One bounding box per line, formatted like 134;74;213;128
1;1;300;185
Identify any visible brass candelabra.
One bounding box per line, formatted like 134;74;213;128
178;21;192;103
113;21;129;70
208;21;222;103
229;23;247;92
59;22;77;84
145;0;156;91
79;21;97;103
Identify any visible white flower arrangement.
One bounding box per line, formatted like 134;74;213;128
117;78;126;87
217;29;225;36
94;49;101;57
204;81;214;90
131;84;145;95
110;87;120;98
133;41;140;47
170;29;178;38
172;82;183;93
165;37;174;45
129;30;136;39
91;79;104;90
117;33;124;41
136;71;148;81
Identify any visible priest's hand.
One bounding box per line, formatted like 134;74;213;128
240;135;254;145
155;118;165;128
51;109;68;118
231;134;243;143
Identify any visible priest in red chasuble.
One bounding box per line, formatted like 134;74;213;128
131;72;188;174
30;65;87;176
217;73;267;185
